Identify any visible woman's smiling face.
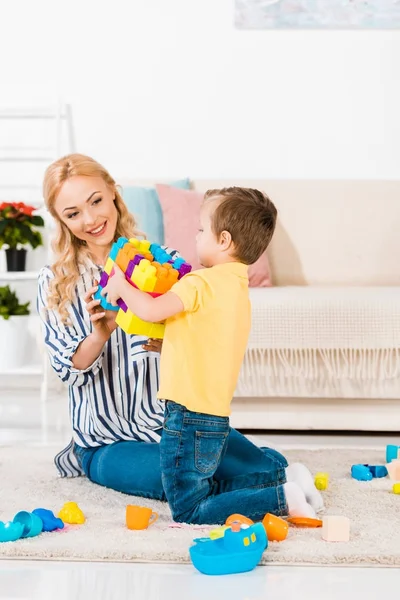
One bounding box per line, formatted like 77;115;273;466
54;175;119;255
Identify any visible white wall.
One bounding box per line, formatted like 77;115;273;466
1;0;400;184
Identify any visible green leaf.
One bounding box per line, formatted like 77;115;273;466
0;285;30;319
31;216;45;227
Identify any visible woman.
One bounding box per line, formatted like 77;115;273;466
38;154;322;519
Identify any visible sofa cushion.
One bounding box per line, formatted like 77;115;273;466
156;183;273;287
121;178;190;244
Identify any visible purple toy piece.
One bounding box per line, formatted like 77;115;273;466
179;263;192;278
126;254;144;279
117;298;128;312
99;271;109;288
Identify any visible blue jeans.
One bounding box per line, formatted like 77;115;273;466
75;415;288;521
159;401;287;524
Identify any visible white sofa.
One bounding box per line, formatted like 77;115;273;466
34;179;400;433
184;180;400;432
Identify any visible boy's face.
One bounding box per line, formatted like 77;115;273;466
196;200;222;267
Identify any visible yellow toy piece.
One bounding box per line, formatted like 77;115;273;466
116;308;165;339
314;472;329;491
129;238;151;255
104;257;115;275
209;525;229;540
97;237;191;338
58;502;86;525
393;483;400;494
130;259;157;292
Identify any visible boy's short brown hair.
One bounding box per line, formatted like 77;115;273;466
204;187;277;265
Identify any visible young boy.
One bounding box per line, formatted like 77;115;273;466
103;187;320;524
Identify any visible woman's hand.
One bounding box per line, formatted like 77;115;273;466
84;284;118;342
142;338;163;353
101;264;125;306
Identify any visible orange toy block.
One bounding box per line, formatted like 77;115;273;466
130;259;157;292
322;516;350;542
116;308;165;339
386;460;400;481
153;263;179;294
115;245;139;272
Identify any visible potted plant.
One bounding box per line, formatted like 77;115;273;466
0;285;31;370
0;202;45;271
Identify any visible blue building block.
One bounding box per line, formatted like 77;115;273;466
32;509;64;532
386;445;400;463
0;521;24;542
94;287;119;312
351;464;373;481
149;243;163;256
364;465;388;478
149;243;170;265
117;237;129;248
172;257;185;270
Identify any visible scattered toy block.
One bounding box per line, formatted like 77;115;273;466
393;483;400;494
32;508;64;532
364;465;388;478
386;445;400;463
351;464;373;481
58;502;85;525
386;460;400;481
314;472;329;491
322;516;350;542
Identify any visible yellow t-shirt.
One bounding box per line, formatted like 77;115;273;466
158;262;251;417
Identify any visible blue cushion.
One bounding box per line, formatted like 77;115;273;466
121;179;190;245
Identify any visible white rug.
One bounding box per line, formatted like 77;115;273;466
0;445;399;566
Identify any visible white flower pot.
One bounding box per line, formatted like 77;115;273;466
0;315;31;370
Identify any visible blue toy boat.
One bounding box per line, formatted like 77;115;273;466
189;522;268;576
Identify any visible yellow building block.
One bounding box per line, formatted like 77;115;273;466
393;483;400;494
130;259;157;292
129;238;152;255
104;257;115;275
314;472;329;491
116;308;165;339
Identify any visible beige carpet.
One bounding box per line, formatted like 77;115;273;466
0;445;399;566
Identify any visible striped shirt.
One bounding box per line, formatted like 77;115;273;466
37;250;177;477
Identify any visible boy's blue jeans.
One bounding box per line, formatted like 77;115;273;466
160;401;288;524
75;409;288;524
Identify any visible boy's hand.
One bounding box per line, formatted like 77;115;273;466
142;338;163;353
101;264;126;306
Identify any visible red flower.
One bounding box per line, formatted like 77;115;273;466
0;201;36;217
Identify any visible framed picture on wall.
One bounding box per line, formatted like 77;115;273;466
235;0;400;29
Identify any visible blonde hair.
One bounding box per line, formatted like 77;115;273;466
43;153;137;323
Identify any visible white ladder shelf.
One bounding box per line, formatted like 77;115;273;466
0;103;75;441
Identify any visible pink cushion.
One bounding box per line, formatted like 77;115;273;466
156;184;272;287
